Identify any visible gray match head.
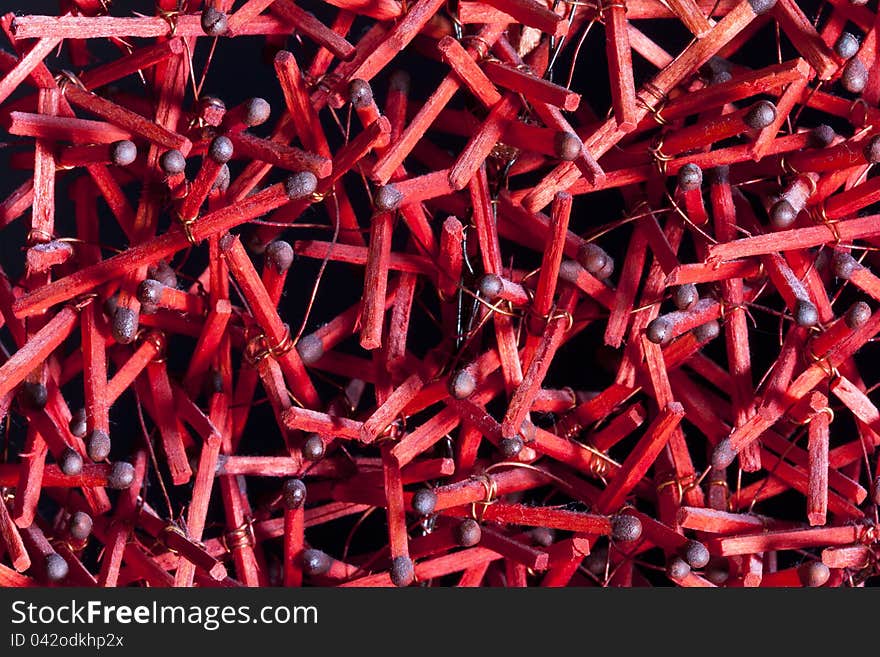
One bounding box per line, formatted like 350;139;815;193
681;540;711;569
112;307;139;344
448;368;477;400
554;131;582;161
374;184;403;212
578;243;613;278
747;0;777;14
864;135;880;163
672;284;698;310
810;124;836;148
69;408;88;438
348;79;374;108
704;558;730;585
693;320;721;343
282;478;307;510
389;70;411;94
86;429;111;462
160;149;186;175
709;164;730;185
831;252;860;279
499;436;524;459
110;140;137;166
45;553;69;583
842;58;868;93
845;301;871;329
68;511;93;542
284;172;318;200
242;98;271;127
677;163;703;191
666;556;691;580
107;461;135;490
148;261;178;288
529;527;555;547
20;381;47;411
646;316;673;345
212;164;230;192
301;548;331;576
265;240;294;272
454;519;482;547
137;279;165;305
59;447;83;477
798;561;830;587
411;488;437;516
295;333;324;365
389;556;414;587
208;135;234;164
711;438;737;469
301;434;326;461
611;514;642;543
477;273;503;300
744;101;777;130
769;199;798;229
200;7;228;36
794;299;819;328
834;32;860;59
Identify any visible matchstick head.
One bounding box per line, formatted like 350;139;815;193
69;408;88;438
646;316;673;345
411;488;437;516
200;7;228;36
794;300;819;328
553;131;582;161
302;549;331;576
301;434;326;461
809;124;835;147
448;368;478;400
296;334;324;366
769;199;798;229
241;98;271;127
208;135;234;164
677;163;703;191
680;540;711;569
109;140;137;166
499;436;524;459
159;149;186;175
348;79;374;108
374;184;403;211
68;512;93;541
282;479;307;510
834;32;860;60
86;429;111;462
112;307;139;344
797;561;830;587
711;438;737;469
747;0;777;14
672;284;698;310
59;447;84;477
454;519;482;547
265;240;295;272
45;553;69;583
666;556;691;580
841;58;868;93
744;101;777;130
390;556;415;587
284;171;318;200
107;461;135;490
845;301;871;329
611;514;643;543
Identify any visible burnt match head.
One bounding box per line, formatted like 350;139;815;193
645;316;673;345
284;171;318;200
137;279;165;305
680;540;711;569
842;58;868;93
835;32;860;59
499;436;524;459
374;184;403;211
454;519;482;547
110;140;137;166
282;479;307;510
112;307;139;344
159;149;186;175
68;511;93;541
107;461;135;490
797;561;830;587
302;434;326;461
69;408;88;438
693;320;721;343
208;135;234;164
45;553;69;583
242;97;271;127
747;0;777;14
845;301;872;329
769;199;798;229
390;556;415;587
578;243;614;279
411;488;437;516
200;7;228;36
265;240;295;272
794;299;819;328
611;514;642;543
666;556;691;580
744;101;777;130
348;79;374;108
19;381;48;411
302;549;331;576
86;429;111;462
677;163;703;191
672;283;698;310
295;334;324;365
554;131;582;161
832;252;860;279
448;368;477;400
59;447;83;476
809;124;836;148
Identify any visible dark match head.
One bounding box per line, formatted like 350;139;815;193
348;79;373;108
677;163;703;191
797;561;830;587
810;124;836;148
693;320;721;343
282;478;307;510
646;316;673;345
159;149;186;175
208;135;234;164
832;252;860;279
212;164;231;192
374;184;403;212
666;556;691;580
107;461;135;490
45;553;69;583
19;381;47;411
242;98;271;127
611;514;642;543
747;0;777;14
871;476;880;505
301;548;331;576
295;334;324;365
711;438;737;469
448;368;477;400
708;164;730;185
499;436;524;459
704;558;730;585
672;283;698;310
389;70;411;94
59;447;83;477
794;299;819;328
137;279;164;305
454;518;482;547
554;131;582;161
390;556;414;587
148;261;178;288
302;434;326;461
584;546;609;576
68;511;93;542
478;273;503;300
680;540;711;569
529;527;555;547
265;240;295;272
744;101;777;130
411;488;437;516
578;243;613;278
769;199;798;229
842;58;868;93
110;140;137;166
284;172;318;200
864;135;880;163
710;70;733;85
200;7;228;36
835;32;860;59
198;95;226;115
845;301;871;329
69;408;88;438
112;307;139;344
86;429;111;462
